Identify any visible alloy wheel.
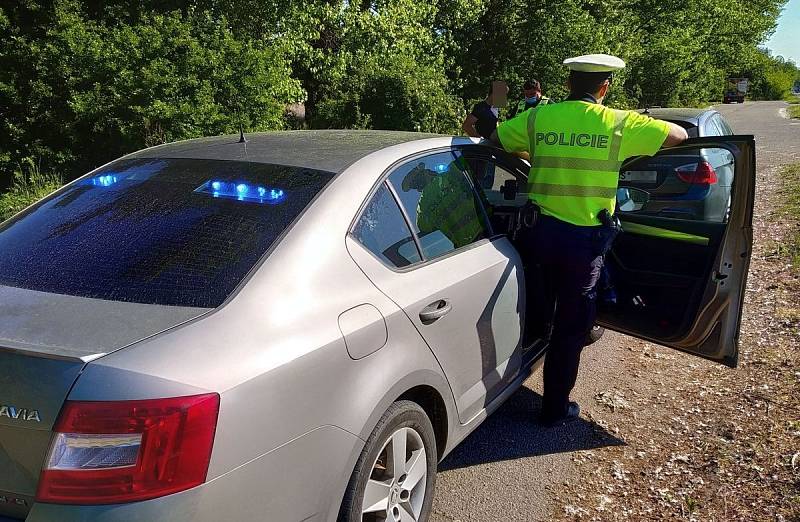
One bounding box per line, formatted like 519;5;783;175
361;426;427;521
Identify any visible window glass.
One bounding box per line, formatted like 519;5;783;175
715;115;734;135
0;158;334;307
387;152;491;259
352;183;421;268
704;115;725;136
463;154;529;208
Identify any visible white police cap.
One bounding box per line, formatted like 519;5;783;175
563;54;626;73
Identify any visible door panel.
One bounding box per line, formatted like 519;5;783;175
347;236;525;423
348;150;525;423
598;136;755;367
458;146;554;350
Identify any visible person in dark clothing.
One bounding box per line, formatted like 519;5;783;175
462;82;508;139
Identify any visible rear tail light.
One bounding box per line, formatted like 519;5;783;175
36;393;219;505
675;161;718;184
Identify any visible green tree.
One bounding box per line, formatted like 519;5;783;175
0;0;301;183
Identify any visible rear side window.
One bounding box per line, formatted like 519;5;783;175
0;158;335;307
352;183;421;268
704;115;725;136
710;114;733;135
386;152;491;260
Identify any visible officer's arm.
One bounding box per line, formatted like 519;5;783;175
662;122;689;148
488;130;530;161
462;114;480;138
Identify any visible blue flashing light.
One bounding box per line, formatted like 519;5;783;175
196;180;286;204
90;175;119;187
435;163;448;173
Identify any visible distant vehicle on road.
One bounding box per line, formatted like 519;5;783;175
0;130;755;521
620;108;735;222
723;77;748;104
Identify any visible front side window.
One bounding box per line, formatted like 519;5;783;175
462;153;529;208
352;183;421;268
0;158;335;307
386;152;491;259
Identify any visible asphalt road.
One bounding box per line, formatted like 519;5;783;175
430;100;799;521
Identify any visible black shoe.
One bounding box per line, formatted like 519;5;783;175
539;401;581;426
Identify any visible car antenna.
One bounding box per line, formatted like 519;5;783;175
237;108;247;144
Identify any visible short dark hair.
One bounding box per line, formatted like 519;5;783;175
523;79;541;91
568;70;612;96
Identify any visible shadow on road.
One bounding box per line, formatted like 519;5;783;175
439;386;625;471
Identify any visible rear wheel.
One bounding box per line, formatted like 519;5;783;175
339;401;437;522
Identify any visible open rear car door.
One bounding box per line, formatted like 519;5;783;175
597;136;756;367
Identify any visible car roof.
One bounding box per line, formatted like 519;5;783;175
637;107;715;126
127;129;446;173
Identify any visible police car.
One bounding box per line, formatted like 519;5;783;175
0;130;753;521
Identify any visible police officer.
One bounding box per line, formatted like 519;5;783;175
508;79;552;118
490;54;688;424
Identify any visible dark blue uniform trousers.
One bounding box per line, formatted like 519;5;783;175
523;214;603;418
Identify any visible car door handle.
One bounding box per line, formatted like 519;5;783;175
419;299;452;324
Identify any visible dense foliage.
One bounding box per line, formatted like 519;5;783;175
1;0;797;195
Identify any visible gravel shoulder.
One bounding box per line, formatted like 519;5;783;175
432;101;800;521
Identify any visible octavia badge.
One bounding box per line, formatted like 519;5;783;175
0;403;41;422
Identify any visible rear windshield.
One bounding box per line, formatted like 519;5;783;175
0;158;334;307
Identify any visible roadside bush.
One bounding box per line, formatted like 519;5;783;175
314;54;462;133
0;160;63;222
0;2;302;184
746;50;799;101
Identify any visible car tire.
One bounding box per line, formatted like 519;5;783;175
338;400;437;522
585;324;605;346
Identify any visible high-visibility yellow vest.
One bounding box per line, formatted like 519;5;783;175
496;101;670;226
515;96;551;115
416;158;485;248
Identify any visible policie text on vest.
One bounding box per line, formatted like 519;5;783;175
535;132;609;149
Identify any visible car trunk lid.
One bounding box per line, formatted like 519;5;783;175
620;154;703;196
0;285;208;519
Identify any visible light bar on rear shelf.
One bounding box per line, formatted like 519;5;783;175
195;180;286;204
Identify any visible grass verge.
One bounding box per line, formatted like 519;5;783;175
775;163;800;266
0;166;63;222
788;104;800;119
782;92;800;104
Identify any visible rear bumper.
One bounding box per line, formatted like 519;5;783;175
24;425;361;522
640;185;730;222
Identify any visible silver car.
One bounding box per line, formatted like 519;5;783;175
0;130;755;521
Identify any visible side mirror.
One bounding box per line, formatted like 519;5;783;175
616;187;650;213
500;179;518;200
